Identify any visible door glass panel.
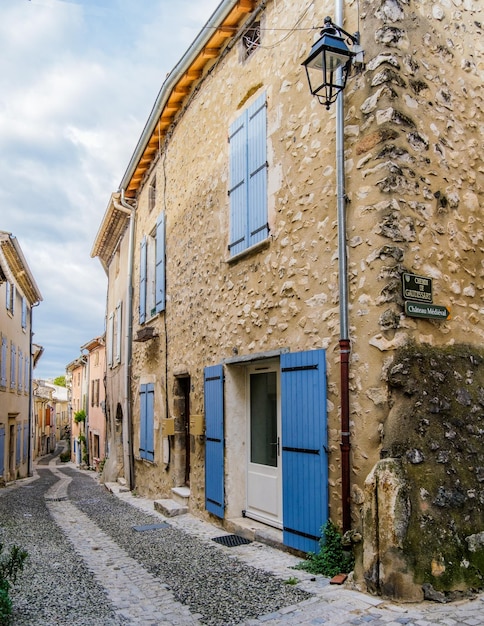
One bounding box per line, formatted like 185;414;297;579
250;371;277;467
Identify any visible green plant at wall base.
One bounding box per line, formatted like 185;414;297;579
0;543;28;625
295;520;354;577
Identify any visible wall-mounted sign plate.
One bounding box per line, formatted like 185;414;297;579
405;302;450;320
402;273;433;302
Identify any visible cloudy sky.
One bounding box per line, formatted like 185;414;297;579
0;0;221;380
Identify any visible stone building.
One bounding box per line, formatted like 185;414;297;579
92;0;483;600
66;355;88;465
0;232;42;483
81;336;107;470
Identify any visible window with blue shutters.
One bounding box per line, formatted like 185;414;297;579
139;383;155;462
139;212;165;323
228;92;268;257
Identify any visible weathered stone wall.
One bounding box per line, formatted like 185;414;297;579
362;343;484;600
127;0;483;594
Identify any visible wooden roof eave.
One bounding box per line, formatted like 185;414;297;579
91;193;132;268
0;231;42;305
119;0;258;199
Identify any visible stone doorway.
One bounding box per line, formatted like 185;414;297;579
173;375;191;487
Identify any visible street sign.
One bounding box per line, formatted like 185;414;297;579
405;302;450;320
402;273;433;303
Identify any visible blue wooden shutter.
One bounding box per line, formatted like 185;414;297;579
107;311;114;367
281;349;328;553
23;421;28;461
21;298;27;329
0;426;5;476
17;349;23;393
228;92;268;256
10;343;16;389
115;301;122;364
1;337;7;387
155;212;166;313
228;115;247;256
204;364;224;518
16;423;21;465
24;354;29;393
6;282;11;312
139;236;147;324
247;93;268;248
139;383;154;461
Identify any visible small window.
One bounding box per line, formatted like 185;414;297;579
242;21;261;59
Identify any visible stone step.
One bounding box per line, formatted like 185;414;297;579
154;498;188;517
171;486;190;506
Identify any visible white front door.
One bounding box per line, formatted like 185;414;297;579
246;362;282;528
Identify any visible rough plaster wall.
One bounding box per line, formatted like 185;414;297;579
129;0;483;542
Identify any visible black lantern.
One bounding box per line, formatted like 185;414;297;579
302;16;360;109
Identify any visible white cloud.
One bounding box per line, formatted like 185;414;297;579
1;0;221;379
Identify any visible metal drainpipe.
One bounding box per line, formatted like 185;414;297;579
335;0;351;534
113;191;136;491
28;302;40;477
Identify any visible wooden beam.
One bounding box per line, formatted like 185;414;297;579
217;26;237;37
184;69;203;80
237;0;256;12
173;85;190;96
201;47;219;58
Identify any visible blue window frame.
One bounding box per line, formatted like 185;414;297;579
139;383;154;462
228;91;268;256
139;212;165;323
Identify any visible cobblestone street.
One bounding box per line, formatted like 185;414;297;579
0;451;483;625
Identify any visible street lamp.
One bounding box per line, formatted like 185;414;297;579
302;16;360;109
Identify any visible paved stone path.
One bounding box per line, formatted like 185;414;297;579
46;464;200;625
3;453;484;625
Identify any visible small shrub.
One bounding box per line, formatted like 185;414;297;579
295;520;354;577
0;543;28;625
73;410;86;424
59;452;70;463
